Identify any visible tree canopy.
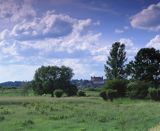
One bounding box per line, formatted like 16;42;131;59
32;65;77;96
127;48;160;86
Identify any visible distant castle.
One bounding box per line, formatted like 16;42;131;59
71;76;105;88
91;76;104;86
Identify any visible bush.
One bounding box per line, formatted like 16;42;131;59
77;91;86;96
22;119;34;127
99;91;107;100
107;89;117;101
127;81;150;99
105;79;128;97
99;89;117;101
54;89;63;98
148;88;160;101
0;116;5;121
65;85;78;96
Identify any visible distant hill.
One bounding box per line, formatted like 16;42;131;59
0;81;29;88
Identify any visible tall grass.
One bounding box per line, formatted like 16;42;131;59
0;89;160;130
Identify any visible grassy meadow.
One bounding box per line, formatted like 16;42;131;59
0;88;160;131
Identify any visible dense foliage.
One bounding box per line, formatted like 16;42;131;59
127;81;150;99
54;89;64;98
105;42;127;80
77;90;86;96
103;43;160;101
99;89;117;101
32;65;77;96
127;48;160;86
104;79;128;97
148;88;160;101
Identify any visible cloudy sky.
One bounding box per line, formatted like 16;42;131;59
0;0;159;82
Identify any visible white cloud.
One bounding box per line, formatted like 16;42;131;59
0;1;110;81
115;26;129;34
93;55;106;62
115;29;124;34
0;29;10;40
10;11;75;40
0;10;100;57
0;57;105;81
146;35;160;50
119;38;138;59
0;0;36;22
47;58;92;78
131;2;160;31
0;8;106;81
91;46;109;62
92;38;139;62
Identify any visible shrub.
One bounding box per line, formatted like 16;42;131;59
54;89;63;98
22;120;34;127
65;85;78;96
127;81;150;99
99;91;107;100
148;88;160;101
107;89;117;101
77;91;86;96
85;88;100;91
105;79;128;97
0;116;5;121
99;89;117;101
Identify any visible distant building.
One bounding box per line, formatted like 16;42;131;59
91;76;105;87
71;76;105;88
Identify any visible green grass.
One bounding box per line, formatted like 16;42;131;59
0;89;160;131
0;94;160;131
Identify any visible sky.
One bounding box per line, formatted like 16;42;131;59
0;0;159;82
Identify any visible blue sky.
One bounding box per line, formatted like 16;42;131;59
0;0;159;82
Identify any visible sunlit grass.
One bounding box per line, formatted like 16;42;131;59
0;94;160;131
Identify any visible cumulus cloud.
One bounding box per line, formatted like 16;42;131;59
10;11;75;40
0;3;106;81
130;2;160;31
0;9;98;56
146;35;160;50
0;0;36;22
0;9;94;42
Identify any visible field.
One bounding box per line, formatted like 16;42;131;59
0;89;160;131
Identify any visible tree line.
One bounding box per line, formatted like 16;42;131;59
102;42;160;101
26;41;160;100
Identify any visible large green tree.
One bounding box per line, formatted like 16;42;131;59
32;65;77;96
105;42;127;80
127;48;160;86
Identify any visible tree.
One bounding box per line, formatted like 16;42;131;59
127;48;160;86
32;65;77;96
105;42;127;80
